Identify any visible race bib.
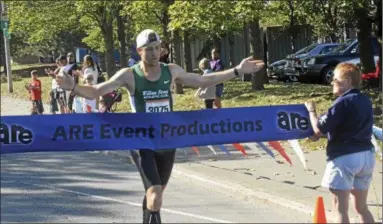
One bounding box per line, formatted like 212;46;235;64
146;99;170;113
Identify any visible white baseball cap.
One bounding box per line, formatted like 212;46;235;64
136;29;161;48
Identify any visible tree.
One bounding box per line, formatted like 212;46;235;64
7;1;82;58
75;1;121;77
342;0;377;74
169;0;244;67
116;4;128;68
234;0;266;90
309;0;347;42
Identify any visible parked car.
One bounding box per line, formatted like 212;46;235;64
284;43;341;79
267;59;287;81
267;43;331;82
298;37;380;85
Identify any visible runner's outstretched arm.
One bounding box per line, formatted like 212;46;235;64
169;56;265;88
56;67;130;100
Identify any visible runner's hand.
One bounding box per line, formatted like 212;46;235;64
236;56;265;75
56;68;75;91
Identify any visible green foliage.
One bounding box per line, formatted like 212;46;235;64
7;1;83;56
234;0;264;23
169;1;244;39
260;1;311;28
121;1;164;40
8;1;77;43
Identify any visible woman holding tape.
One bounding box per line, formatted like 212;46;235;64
56;29;264;224
305;63;375;224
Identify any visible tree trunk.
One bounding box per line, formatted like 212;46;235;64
0;30;6;73
173;30;183;94
160;0;173;43
288;0;296;53
330;33;338;43
355;7;375;74
98;52;106;72
228;34;235;68
183;31;192;73
249;19;265;91
103;23;116;78
117;12;127;68
212;36;221;50
242;23;251;82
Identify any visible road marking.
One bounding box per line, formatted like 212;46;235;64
3;179;233;223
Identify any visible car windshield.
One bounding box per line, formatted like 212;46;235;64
328;39;355;54
295;44;317;55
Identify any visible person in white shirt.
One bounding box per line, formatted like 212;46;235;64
194;58;216;109
82;74;97;112
82;55;98;85
81;55;99;109
45;56;68;114
73;74;97;113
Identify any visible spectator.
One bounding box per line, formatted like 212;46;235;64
66;52;79;113
45;56;68;114
45;66;59;115
210;47;224;108
194;58;216;109
82;55;98;85
305;63;375;224
160;41;170;63
26;70;44;115
73;74;97;113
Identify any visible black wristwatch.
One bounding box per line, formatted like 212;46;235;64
234;67;239;77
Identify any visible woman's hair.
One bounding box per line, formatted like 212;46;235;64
83;55;95;69
335;63;362;88
199;58;210;70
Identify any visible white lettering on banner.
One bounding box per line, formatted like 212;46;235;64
142;90;169;100
146;99;170;113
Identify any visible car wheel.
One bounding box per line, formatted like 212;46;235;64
321;66;335;85
288;76;299;82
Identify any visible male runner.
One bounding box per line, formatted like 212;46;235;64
56;29;264;223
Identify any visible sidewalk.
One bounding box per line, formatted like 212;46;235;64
2;95;382;223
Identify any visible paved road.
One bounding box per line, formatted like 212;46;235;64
1;151;310;223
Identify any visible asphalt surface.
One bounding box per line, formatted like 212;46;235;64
1;151;310;223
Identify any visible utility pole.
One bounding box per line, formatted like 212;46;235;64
1;1;12;93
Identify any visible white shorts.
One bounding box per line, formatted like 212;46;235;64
321;150;375;190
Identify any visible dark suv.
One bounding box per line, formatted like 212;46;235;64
284;43;341;79
298;37;380;84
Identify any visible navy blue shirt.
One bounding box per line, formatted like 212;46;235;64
317;89;373;161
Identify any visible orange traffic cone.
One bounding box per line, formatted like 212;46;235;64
313;196;327;223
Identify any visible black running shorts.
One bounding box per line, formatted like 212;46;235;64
131;149;176;190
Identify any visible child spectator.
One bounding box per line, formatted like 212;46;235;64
27;70;44;114
194;58;216;109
